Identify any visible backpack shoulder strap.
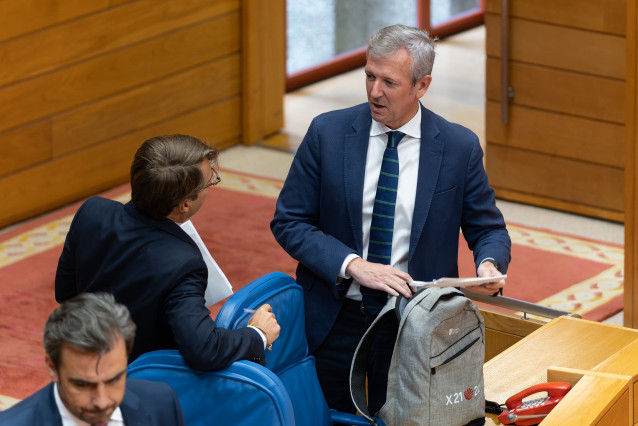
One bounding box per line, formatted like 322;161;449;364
349;296;397;424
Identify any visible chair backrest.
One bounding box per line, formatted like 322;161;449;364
216;272;332;426
216;271;308;374
127;350;295;426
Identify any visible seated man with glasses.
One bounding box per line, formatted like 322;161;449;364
55;134;280;371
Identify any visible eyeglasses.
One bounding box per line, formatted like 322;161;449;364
203;166;221;189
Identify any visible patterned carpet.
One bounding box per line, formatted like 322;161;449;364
0;170;624;409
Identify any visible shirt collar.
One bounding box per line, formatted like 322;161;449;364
54;382;124;426
370;105;422;139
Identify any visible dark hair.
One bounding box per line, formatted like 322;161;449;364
367;24;436;85
43;292;136;369
130;134;218;220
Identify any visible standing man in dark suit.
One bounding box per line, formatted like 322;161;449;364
271;24;511;413
0;292;185;425
55;134;279;371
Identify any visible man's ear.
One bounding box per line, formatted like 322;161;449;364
45;355;59;383
414;74;432;98
179;198;192;213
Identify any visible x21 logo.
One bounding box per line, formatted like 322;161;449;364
445;385;481;405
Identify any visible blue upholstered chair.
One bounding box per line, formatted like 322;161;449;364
216;271;382;426
128;272;382;425
127;350;294;426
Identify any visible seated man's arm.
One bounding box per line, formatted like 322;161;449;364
163;269;267;371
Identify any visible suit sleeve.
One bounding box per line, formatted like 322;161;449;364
460;137;511;272
55;202;87;302
270;117;357;283
163;262;265;371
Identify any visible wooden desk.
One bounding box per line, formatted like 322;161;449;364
484;316;638;425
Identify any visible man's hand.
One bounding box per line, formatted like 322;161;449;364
467;261;505;295
346;258;413;299
248;304;280;348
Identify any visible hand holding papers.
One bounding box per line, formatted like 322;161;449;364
180;220;233;306
411;274;507;288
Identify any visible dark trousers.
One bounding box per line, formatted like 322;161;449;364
313;299;398;415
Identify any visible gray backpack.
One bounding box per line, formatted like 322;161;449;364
350;286;486;426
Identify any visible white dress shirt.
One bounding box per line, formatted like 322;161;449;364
54;382;125;426
342;108;422;300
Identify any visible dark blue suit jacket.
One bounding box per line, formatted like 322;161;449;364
55;198;264;370
0;379;184;425
271;103;511;352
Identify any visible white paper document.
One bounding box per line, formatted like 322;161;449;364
411;275;507;288
180;220;233;306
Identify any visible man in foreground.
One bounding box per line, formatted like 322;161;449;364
271;25;511;413
0;292;185;425
56;134;279;370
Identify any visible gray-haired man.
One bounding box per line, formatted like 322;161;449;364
0;292;185;425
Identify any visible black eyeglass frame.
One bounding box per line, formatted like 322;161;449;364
203;165;221;189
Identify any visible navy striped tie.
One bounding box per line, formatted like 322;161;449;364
361;131;405;314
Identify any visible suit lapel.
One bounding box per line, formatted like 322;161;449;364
343;108;372;254
409;105;442;261
41;383;65;426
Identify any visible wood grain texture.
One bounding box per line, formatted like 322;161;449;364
0;99;240;228
487;144;624;212
483;317;638;425
0;56;240;174
0;121;52;176
0;13;240;134
490;189;624;223
0;0;131;42
481;308;544;361
0;0;239;87
485;0;629;223
485;13;626;79
546;377;629;425
0;0;285;228
486;58;626;124
51;55;241;156
486;101;625;168
626;0;638;330
242;0;285;144
486;0;626;35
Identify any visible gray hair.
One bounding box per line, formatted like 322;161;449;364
44;292;136;369
367;24;436;85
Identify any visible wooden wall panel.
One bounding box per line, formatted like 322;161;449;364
0;0;239;86
486;0;626;35
52;56;241;156
0;0;285;228
486;58;626;124
0;122;52;176
0;99;241;226
485;13;626;79
486;101;625;168
625;0;638;328
242;0;285;144
488;144;624;214
0;14;240;133
1;55;240;175
0;0;132;41
485;0;627;221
